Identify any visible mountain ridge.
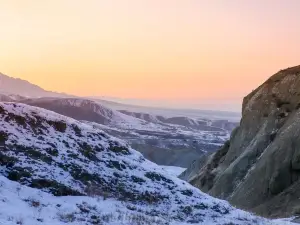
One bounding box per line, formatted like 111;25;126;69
0;72;70;98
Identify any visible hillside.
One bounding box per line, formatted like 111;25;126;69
180;65;300;219
0;102;291;224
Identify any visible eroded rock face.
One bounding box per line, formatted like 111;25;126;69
182;65;300;218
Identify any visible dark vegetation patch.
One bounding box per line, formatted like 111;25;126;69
9;113;27;127
180;206;193;215
113;172;121;178
107;160;127;171
48;120;67;133
0;105;6;115
84;177;168;204
0;152;17;167
62;140;70;148
29;179;83;196
0;131;8;143
38;136;45;141
27;115;48;132
5;113;27;127
109;143;130;155
194;203;208;210
68;164;104;186
78;142;99;162
45;148;59;157
211;204;230;215
24;198;42;208
145;172;174;184
120;190;167;204
131;175;146;184
14;146;53;164
47;142;57;149
187;214;205;224
7;167;33;182
67;152;80;160
181;189;193;197
72;124;82;137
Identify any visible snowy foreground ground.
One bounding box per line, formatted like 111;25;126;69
0;103;295;225
0;175;293;225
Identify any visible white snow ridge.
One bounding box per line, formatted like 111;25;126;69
0;103;292;224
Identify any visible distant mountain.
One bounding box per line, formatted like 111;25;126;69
119;110;238;132
92;98;241;122
0;72;69;98
0;72;240;121
20;97;134;125
90;96;242;112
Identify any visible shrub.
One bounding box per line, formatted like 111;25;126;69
24;197;41;208
48;120;67;133
57;212;76;223
109;144;130;155
72;124;82;137
0;131;8;143
144;172;174;184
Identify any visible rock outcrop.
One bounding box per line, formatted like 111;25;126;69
180;65;300;218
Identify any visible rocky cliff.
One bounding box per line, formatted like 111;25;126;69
180;65;300;218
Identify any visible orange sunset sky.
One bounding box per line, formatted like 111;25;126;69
0;0;299;111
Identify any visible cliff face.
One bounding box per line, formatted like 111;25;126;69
181;65;300;218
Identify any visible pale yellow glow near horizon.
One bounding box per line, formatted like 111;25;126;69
0;0;299;110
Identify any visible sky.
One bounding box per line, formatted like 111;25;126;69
0;0;299;111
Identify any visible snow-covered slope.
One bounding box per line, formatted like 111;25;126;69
0;103;291;224
0;175;292;225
